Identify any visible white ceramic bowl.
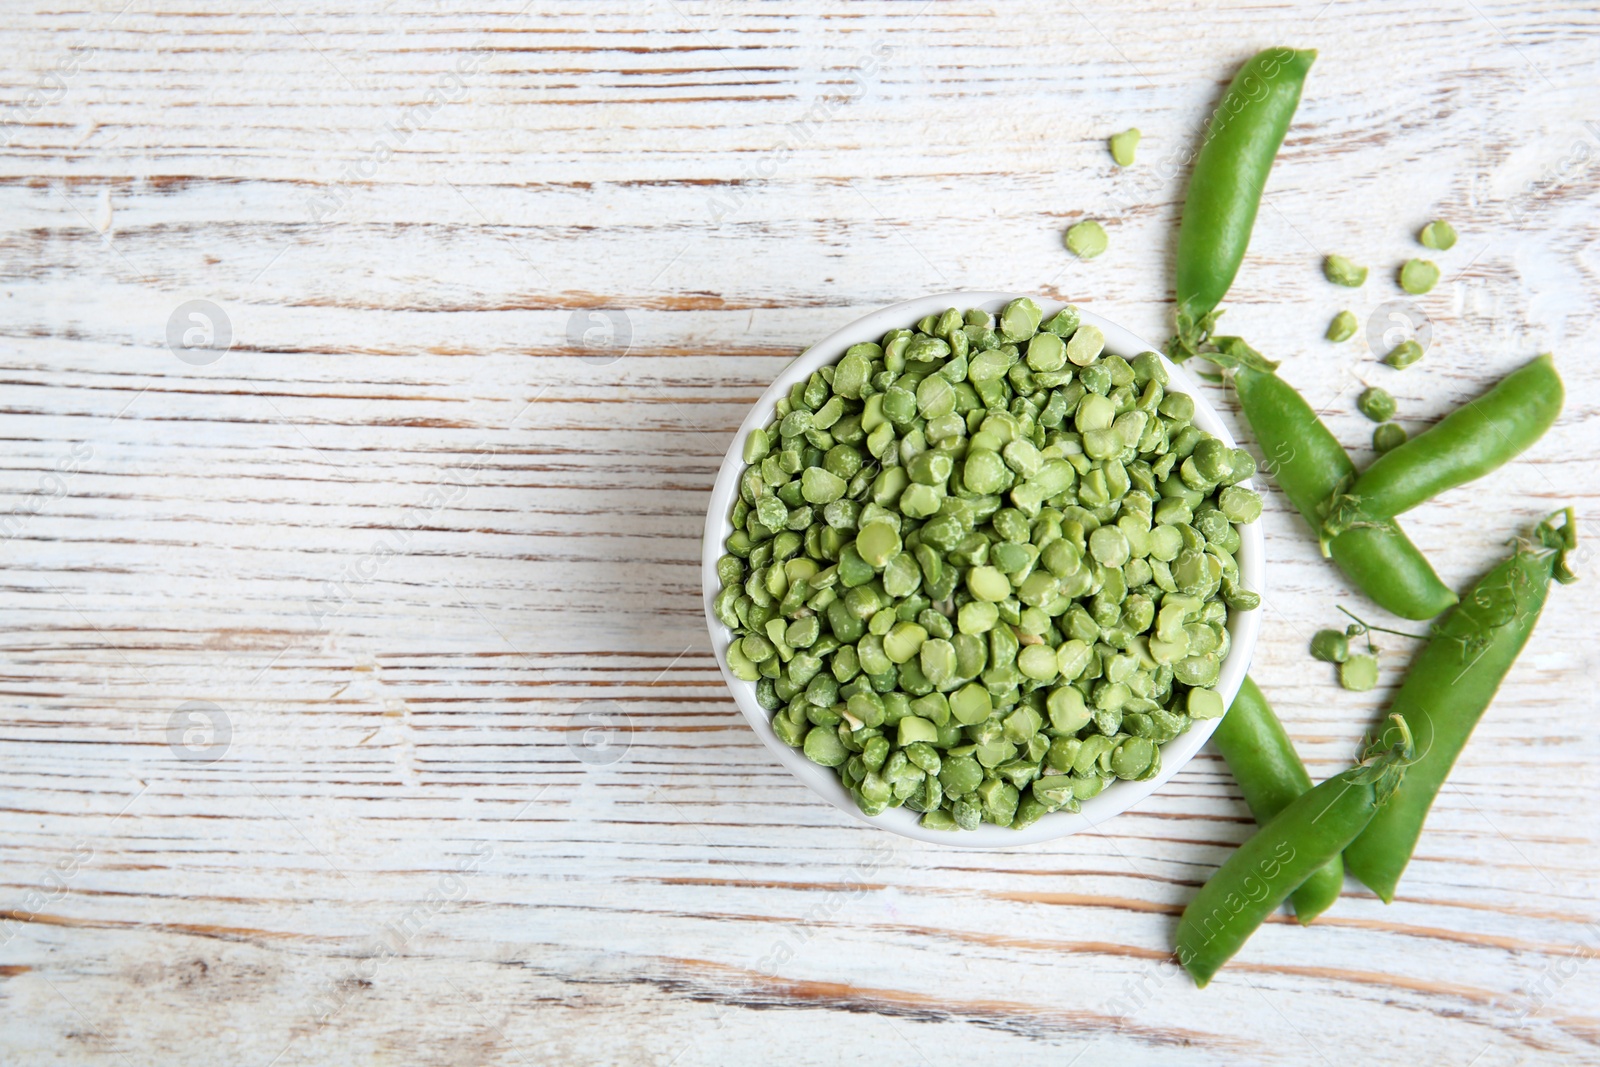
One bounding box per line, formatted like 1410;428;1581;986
702;292;1263;847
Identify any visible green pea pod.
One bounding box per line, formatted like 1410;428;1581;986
1176;716;1413;987
1210;676;1344;924
1323;355;1564;545
1173;47;1316;348
1343;509;1577;902
1207;338;1457;620
1324;526;1457;621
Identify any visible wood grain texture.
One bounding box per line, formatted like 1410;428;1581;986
2;2;1598;1064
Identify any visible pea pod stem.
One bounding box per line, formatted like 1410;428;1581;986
1176;715;1414;987
1171;47;1316;358
1322;355;1565;546
1336;605;1427;653
1343;509;1577;902
1210;676;1344;924
1195;337;1458;621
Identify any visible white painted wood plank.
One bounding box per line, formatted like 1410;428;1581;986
2;1;1598;1063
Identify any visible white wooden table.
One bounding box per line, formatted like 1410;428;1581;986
3;3;1598;1063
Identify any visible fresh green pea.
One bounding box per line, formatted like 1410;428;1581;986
1418;219;1457;251
1382;340;1423;370
1326;310;1358;342
1310;629;1349;663
1372;422;1407;453
1323;254;1368;288
1399;258;1439;295
1357;387;1396;423
1065;220;1108;259
1209;676;1345;924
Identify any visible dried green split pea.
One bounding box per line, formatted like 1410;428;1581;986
1399;259;1439;295
1418;219;1457;251
1326;310;1358;343
1109;128;1141;167
1065;221;1108;260
1323;254;1368;288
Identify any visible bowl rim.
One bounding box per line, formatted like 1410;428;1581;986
701;291;1263;848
